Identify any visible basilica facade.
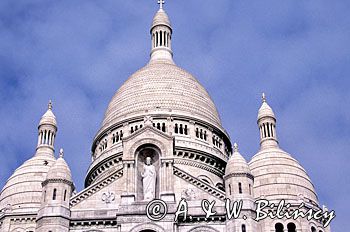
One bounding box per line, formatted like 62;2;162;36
0;4;331;232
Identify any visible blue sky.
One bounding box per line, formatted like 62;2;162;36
0;0;349;230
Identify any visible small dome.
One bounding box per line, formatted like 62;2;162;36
249;147;318;204
257;93;275;120
225;143;251;175
0;155;56;213
39;101;57;126
46;149;72;182
152;9;171;29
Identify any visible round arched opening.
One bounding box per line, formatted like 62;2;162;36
287;222;296;232
275;223;284;232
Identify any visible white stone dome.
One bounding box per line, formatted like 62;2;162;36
46;153;72;182
249;147;318;204
100;61;222;132
0;154;56;213
152;9;171;29
257;97;275;120
39;101;57;127
225;144;251;175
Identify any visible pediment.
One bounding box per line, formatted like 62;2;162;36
123;125;173;142
122;125;174;160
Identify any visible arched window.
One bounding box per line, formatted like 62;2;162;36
164;31;166;46
238;182;242;194
287;222;296;232
229;184;232;195
311;226;316;232
64;189;67;201
175;124;178;133
263;124;267;137
184;125;188;135
200;129;203;139
160;30;163;46
44;130;47;144
53;188;57;200
242;224;246;232
267;122;270;137
275;223;284;232
249;184;252;195
162;123;165;132
204;131;207;140
156;31;158;46
179;124;183;134
196;128;199;138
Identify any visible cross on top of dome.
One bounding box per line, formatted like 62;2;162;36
48;100;53;110
233;143;239;152
59;148;64;158
158;0;165;9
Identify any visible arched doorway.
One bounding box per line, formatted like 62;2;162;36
275;223;284;232
135;144;161;201
287;223;296;232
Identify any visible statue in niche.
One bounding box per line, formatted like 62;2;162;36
141;157;156;200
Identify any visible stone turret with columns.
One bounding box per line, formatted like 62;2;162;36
37;100;57;155
225;143;257;232
37;148;74;232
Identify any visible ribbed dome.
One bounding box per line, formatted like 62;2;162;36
46;153;72;182
152;9;171;29
100;61;222;132
39;101;57;126
249;147;318;204
257;94;275;120
225;144;251;175
0;155;56;213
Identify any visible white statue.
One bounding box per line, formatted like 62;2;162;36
141;157;156;200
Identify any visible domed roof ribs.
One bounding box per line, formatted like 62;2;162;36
257;93;279;150
225;143;252;176
46;148;73;183
150;1;174;63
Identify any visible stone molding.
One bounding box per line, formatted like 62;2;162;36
223;172;254;181
70;168;123;207
173;166;225;201
42;178;74;188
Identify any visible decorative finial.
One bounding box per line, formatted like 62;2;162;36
262;93;266;103
233;143;239;152
158;0;165;9
59;148;64;158
48;100;53;110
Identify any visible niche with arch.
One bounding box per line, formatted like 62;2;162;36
135;144;161;201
